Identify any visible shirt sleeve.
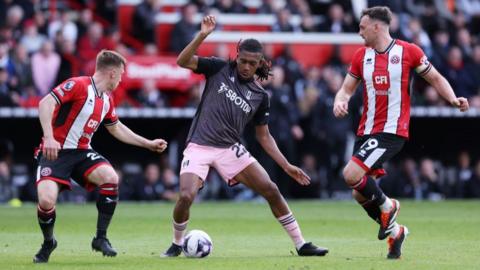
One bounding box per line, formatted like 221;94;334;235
194;57;228;77
103;95;119;126
409;43;432;76
50;79;79;104
252;93;270;126
348;48;365;80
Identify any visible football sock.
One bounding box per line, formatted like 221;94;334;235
37;205;56;241
350;176;386;207
379;197;393;212
359;198;380;224
277;213;306;250
96;183;118;239
173;220;188;246
389;222;401;238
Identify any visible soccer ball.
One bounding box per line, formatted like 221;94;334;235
182;230;213;258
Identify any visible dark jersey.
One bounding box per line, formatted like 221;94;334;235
186;57;270;148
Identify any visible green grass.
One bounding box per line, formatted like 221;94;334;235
0;200;479;270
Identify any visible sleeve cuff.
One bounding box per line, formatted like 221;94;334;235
348;72;361;80
50;92;61;104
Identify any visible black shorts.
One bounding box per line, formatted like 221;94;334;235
36;149;111;191
351;133;405;178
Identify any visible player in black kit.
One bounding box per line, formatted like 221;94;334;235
162;15;328;257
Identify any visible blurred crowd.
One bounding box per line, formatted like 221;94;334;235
0;0;480;203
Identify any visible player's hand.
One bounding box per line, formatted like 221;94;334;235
200;15;216;36
42;136;61;161
451;97;469;112
333;101;349;118
147;139;168;153
284;164;311;186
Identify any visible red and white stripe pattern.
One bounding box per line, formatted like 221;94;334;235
349;40;431;139
47;77;118;150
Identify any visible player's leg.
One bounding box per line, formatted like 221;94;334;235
34;180;60;263
86;163;119;257
162;172;204;257
343;135;404;241
353;189;380;224
233;162;328;256
162;143;210;257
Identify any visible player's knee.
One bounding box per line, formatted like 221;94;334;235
38;193;56;209
342;167;359;186
178;189;196;205
102;172;119;185
262;182;281;201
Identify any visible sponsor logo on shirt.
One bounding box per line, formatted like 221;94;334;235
217;82;252;114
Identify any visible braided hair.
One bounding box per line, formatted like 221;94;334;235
232;39;272;81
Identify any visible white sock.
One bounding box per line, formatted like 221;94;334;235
379;197;393;212
172;220;188;246
389;222;401;238
277;213;306;250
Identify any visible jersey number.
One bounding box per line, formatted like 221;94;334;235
231;144;247;158
87;153;102;161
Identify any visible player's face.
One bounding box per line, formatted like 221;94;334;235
236;51;263;80
359;16;377;47
108;65;124;91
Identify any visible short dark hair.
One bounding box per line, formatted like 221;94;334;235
361;6;392;25
235;39;272;81
96;50;126;71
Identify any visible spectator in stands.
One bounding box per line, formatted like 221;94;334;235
19;20;46;54
0;39;15;80
131;163;164;201
76;9;93;40
272;8;301;32
290;153;322;198
419;158;444;200
422;86;447;106
265;65;303;196
11;44;34;97
257;0;278;14
286;0;311;15
31;40;60;96
311;68;352;193
274;46;304;88
33;11;48;36
5;5;24;41
160;167;179;201
318;4;354;33
465;160;480;198
453;151;473;198
440;46;476;98
132;0;162;44
299;13;319;32
213;0;248;14
134;79;166;108
468;44;480;101
77;22;115;73
456;28;473;58
402;17;433;57
185;82;203;108
54;39;79;85
0;66;17;106
399;158;422;200
170;4;198;54
48;10;78;43
295;66;322;117
431;29;451;69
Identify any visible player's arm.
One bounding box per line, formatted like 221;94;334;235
333;74;361;118
38;94;61;160
421;66;469;112
105;121;168;153
176;15;216;71
255;124;311;186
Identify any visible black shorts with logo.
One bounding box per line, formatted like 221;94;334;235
36;149;111;191
351;133;405;178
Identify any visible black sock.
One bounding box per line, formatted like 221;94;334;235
359;199;380;224
350;176;386;207
96;183;118;239
37;205;56;241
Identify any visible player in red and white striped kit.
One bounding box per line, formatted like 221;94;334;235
33;50;168;263
333;6;469;259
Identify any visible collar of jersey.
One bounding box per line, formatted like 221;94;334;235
374;39;396;55
90;77;102;98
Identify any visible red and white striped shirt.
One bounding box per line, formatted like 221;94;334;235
46;76;118;149
349;39;431;139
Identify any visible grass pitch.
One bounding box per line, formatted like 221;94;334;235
0;200;479;270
